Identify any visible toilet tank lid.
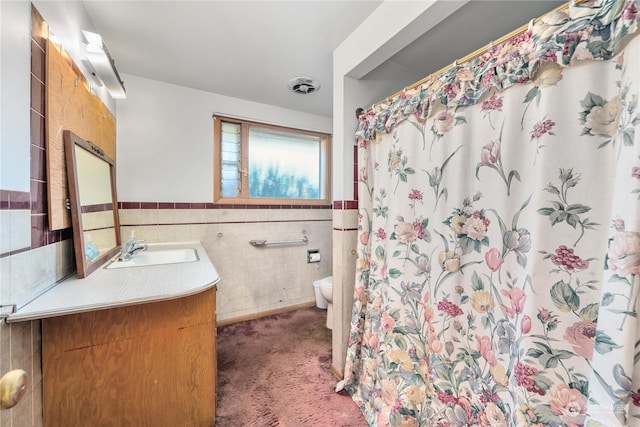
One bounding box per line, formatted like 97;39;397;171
318;276;332;285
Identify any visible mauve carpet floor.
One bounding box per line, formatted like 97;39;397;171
215;306;368;427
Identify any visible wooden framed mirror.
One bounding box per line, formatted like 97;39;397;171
64;130;121;278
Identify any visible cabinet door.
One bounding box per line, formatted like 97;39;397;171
43;287;216;427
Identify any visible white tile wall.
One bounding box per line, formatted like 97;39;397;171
0;210;31;254
331;208;359;377
5;242;74;310
0;211;9;254
13;211;31;250
0;239;75;427
120;208;333;323
81;211;115;231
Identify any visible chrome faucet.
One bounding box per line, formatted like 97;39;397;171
118;238;148;261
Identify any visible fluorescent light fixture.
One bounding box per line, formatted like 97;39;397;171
82;30;126;99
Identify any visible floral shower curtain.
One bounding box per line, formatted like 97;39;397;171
341;1;640;426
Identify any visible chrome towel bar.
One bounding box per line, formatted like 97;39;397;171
249;236;308;247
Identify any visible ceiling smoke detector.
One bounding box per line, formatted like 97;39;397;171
287;77;320;94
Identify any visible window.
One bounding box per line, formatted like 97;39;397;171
214;116;331;205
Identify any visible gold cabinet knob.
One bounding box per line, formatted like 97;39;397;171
0;369;27;410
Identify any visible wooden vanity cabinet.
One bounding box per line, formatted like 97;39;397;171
42;286;216;427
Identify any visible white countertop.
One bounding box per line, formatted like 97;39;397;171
7;242;220;322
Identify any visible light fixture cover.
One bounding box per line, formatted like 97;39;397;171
82;30;126;99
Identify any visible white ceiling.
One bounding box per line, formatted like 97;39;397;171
365;1;565;83
82;0;564;118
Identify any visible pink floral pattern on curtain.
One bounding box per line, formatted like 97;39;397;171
342;1;640;426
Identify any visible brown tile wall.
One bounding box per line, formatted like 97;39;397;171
119;202;332;210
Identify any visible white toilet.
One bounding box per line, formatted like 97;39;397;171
313;276;333;329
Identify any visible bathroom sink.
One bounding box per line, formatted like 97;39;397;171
105;248;199;269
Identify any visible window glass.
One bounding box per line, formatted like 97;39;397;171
214;117;330;205
220;122;241;198
248;127;321;199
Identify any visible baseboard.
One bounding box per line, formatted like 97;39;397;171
216;301;317;327
331;364;344;380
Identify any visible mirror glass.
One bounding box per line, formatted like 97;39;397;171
64;130;120;278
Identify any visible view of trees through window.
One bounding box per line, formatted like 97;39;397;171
248;127;321;199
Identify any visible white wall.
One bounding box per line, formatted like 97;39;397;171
29;1;333;204
0;1;31;192
116;74;332;202
114;75;335;323
332;0;469;201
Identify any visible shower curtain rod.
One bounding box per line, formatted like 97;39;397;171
372;0;586;109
